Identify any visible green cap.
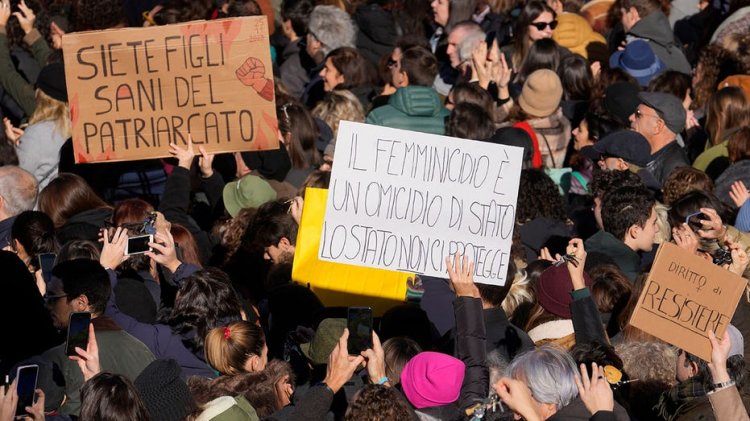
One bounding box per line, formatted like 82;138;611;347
300;318;346;365
223;174;278;217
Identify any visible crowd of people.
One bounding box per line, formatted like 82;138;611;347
1;0;750;419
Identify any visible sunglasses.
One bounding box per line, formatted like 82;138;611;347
530;20;558;30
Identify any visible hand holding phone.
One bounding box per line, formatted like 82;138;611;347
65;312;92;356
14;365;38;417
347;307;373;355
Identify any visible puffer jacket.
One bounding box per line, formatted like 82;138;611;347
628;11;692;75
366;86;450;135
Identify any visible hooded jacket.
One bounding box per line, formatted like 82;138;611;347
366;86;450;135
628;11;692;75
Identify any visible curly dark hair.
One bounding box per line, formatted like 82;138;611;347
516;169;567;223
662;166;714;206
344;384;414;420
72;0;126;31
152;0;213;25
588;169;644;200
163;267;243;353
600;186;654;241
244;199;299;249
666;190;732;234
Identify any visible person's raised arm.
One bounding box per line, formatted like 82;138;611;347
446;253;488;412
0;0;36;116
575;362;615;420
707;329;750;421
566;239;608;344
15;0;50;65
69;323;101;382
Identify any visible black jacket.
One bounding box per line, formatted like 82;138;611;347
646;141;689;187
57;207;112;245
354;4;398;66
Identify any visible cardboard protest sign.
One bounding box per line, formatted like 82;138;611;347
629;242;748;361
292;188;410;316
62;17;278;163
319;121;523;286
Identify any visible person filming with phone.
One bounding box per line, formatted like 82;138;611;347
40;259;155;418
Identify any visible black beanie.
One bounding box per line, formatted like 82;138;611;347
134;359;196;421
36;62;68;103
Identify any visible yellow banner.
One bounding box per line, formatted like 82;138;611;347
292;188;410;316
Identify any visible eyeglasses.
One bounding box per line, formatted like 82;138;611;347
530;20;558;30
44;292;67;303
635;109;661;120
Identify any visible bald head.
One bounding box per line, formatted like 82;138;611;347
0;166;38;220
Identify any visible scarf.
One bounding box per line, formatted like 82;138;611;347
655;378;707;421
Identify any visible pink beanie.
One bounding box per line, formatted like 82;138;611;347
400;352;465;409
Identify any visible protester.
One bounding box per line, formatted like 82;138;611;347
2;0;750;420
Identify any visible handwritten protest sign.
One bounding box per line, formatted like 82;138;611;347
629;242;748;361
62;17;278;163
319;121;523;286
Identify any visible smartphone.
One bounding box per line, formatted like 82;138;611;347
125;234;153;256
37;253;56;284
65;312;92;356
347;307;373;355
15;365;38;417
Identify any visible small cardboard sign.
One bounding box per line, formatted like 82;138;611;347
319;121;523;286
62;17;278;163
629;242;748;361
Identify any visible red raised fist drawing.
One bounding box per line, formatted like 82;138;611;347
236;56;274;101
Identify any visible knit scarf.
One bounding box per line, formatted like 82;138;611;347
655;378;707;421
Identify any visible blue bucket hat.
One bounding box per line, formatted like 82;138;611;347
609;40;666;87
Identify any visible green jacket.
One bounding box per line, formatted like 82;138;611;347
196;395;259;421
584;230;642;282
42;318;155;416
693;140;728;172
0;27;52;117
365;85;449;135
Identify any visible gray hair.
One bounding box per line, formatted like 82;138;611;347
308;5;356;56
487;349;509;388
506;345;579;410
0;166;38;217
454;22;485;64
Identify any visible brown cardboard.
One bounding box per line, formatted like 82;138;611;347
629;242;748;361
62;17;278;163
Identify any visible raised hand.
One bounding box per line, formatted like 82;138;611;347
323;329;365;393
725;238;749;276
361;331;388;386
69;324;101;382
0;0;11;27
197;145;215;178
168;133;195;170
696;208;726;240
673;223;699;255
3;117;24;145
493;377;542;421
708;329;731;384
13;0;35;34
575;362;614;415
145;230;181;273
100;227;128;270
445;253;478;298
565;238;587;289
729;181;749;208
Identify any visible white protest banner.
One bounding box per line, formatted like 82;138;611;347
318;121;523;286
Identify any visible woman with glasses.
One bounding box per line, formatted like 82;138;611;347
504;0;559;73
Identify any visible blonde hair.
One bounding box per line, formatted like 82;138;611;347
652;202;670;245
312;90;365;139
29;89;71;139
501;270;534;317
205;320;266;375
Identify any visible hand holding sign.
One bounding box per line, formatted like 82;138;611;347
446;254;479;298
169;134;196;170
236;56;273;101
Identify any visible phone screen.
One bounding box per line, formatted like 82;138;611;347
15;365;38;416
65;312;91;356
126;234;152;256
38;253;56;284
347;307;373;355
